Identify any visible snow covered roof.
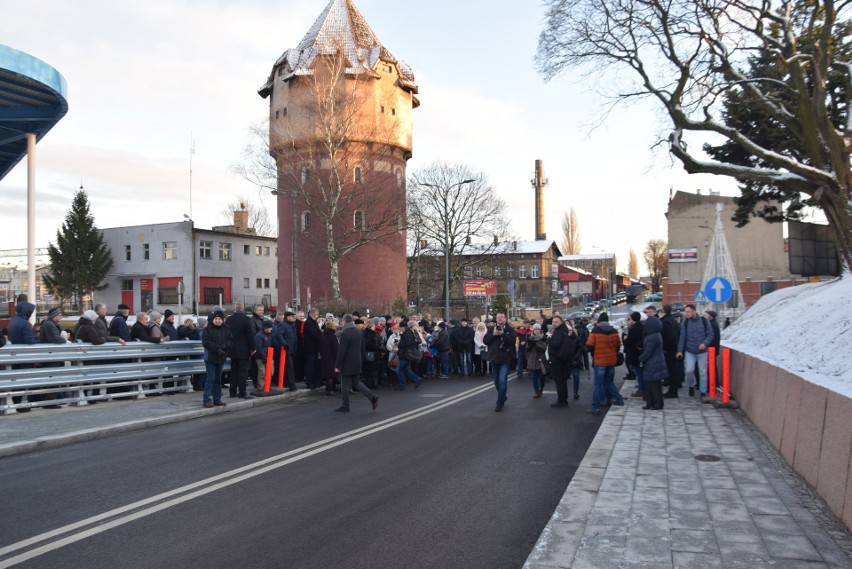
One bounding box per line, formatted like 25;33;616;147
409;240;560;258
259;0;416;95
559;253;612;262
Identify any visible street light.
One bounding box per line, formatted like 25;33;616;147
422;178;475;323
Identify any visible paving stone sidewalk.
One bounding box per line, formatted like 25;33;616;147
525;385;852;569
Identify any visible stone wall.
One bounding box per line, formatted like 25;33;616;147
728;348;852;530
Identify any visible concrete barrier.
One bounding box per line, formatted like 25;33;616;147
728;347;852;531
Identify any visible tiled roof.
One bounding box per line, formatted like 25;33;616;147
259;0;416;95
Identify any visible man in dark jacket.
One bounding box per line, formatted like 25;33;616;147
9;302;37;345
395;321;424;389
225;303;255;398
108;304;132;342
302;308;323;389
72;310;106;345
202;309;232;408
160;309;179;341
39;307;67;344
434;322;451;378
272;311;298;391
624;312;644;398
94;303;126;344
483;313;516;412
334;314;378;412
546;315;576;408
455;319;475;376
657;305;683;398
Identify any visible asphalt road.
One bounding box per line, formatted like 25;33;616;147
0;373;617;569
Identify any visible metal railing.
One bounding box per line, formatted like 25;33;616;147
0;341;222;415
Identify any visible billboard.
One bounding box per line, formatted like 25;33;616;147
463;279;497;296
668;247;698;263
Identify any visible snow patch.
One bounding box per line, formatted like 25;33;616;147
722;272;852;398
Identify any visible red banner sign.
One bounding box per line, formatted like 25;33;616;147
463;279;497;296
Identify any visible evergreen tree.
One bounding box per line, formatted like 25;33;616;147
42;190;113;311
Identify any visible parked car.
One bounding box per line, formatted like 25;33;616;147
585;301;600;312
646;293;663;303
669;302;686;313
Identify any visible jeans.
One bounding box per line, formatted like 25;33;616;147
530;369;545;394
439;351;449;375
396;357;421;388
491;362;509;406
571;365;580;395
458;350;472;375
516;348;527;377
683;351;708;394
592;365;623;411
204;362;224;404
634;362;645;394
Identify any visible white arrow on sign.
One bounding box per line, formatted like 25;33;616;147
710;279;725;302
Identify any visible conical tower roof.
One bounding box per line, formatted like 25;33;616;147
259;0;416;96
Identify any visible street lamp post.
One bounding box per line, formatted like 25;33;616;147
422;179;475;323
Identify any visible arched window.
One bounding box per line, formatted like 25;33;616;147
354;166;363;184
354;210;365;231
301;211;311;232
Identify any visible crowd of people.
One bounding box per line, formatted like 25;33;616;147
2;298;722;415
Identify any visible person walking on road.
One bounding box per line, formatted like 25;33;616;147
334;314;379;413
639;311;667;410
677;303;714;400
483;313;515;412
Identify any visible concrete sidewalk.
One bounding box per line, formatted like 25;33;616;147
524;385;852;569
0;388;309;458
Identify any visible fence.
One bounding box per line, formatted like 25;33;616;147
0;341;222;415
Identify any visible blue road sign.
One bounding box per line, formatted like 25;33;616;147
694;290;707;303
705;277;733;303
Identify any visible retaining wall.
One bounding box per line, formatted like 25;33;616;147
728;347;852;530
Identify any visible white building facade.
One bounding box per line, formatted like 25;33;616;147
99;221;279;315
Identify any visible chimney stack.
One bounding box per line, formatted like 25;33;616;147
531;159;548;240
233;203;249;233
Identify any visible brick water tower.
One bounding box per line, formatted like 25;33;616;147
259;0;419;308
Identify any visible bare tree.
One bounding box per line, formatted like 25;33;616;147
407;162;514;302
627;248;639;279
643;238;668;292
231;119;278;194
220;196;275;237
537;0;852;270
268;48;407;301
559;207;582;255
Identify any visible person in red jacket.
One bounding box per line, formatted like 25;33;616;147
586;312;624;414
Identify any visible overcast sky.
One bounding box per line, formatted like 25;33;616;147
1;0;739;272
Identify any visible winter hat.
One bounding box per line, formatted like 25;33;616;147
630;312;641;323
532;323;542;330
47;307;62;319
438;322;446;329
164;309;175;319
284;311;296;317
211;310;225;320
262;319;273;330
149;311;162;322
117;304;130;310
597;312;609;322
706;310;717;318
83;310;97;321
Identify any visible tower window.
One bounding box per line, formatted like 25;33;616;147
391;108;396;116
354;210;365;231
301;166;309;185
354;166;362;184
302;211;311;232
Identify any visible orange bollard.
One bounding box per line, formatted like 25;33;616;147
708;346;717;400
277;348;287;389
722;348;731;403
263;346;274;393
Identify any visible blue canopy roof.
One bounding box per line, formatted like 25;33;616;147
0;44;68;181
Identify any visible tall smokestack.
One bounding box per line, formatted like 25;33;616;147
531;159;548;240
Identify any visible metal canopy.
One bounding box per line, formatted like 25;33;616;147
0;44;68;181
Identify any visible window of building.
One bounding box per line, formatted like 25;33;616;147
243;244;250;255
159;286;179;304
256;278;263;289
396;171;403;189
264;278;270;289
199;241;212;259
203;287;224;305
275;279;278;288
464;265;473;278
391;108;396;116
254;245;261;256
507;266;514;278
301;166;309;185
124;245;131;261
219;243;231;261
354;166;362;184
354;210;365;230
243;278;250;289
143;243;150;260
380;105;385;114
531;265;540;278
494;267;501;277
476;266;484;277
519;265;527;278
121;279;133;291
163;242;177;260
264;246;270;256
302;211;311;232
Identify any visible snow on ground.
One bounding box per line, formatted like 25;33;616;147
721;271;852;398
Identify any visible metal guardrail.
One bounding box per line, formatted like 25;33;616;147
0;341;226;415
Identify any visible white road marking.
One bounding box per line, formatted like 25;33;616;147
0;383;494;568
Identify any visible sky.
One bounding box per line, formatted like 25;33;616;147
0;0;741;273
